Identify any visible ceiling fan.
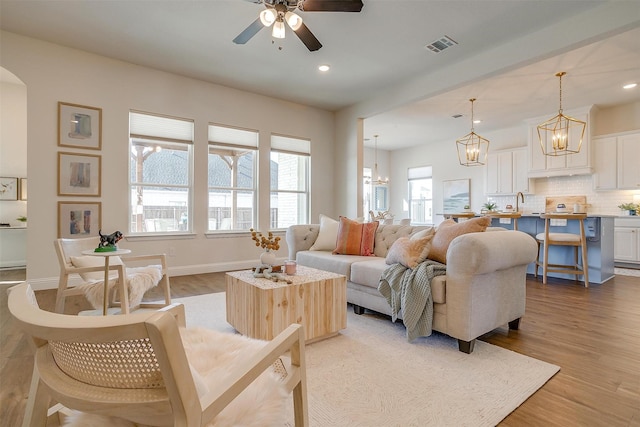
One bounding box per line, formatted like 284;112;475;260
233;0;364;52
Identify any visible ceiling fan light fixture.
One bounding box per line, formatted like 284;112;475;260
272;19;286;38
285;11;303;30
259;8;277;27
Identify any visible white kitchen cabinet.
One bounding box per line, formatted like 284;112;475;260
617;133;640;190
0;227;27;268
486;147;533;195
614;217;640;265
527;105;594;178
592;136;617;190
592;131;640;190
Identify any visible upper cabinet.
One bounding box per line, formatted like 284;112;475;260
527;106;594;178
486;147;534;195
593;131;640;190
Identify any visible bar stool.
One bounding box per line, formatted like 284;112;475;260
534;213;589;288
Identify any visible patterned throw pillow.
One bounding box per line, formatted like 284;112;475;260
428;216;491;264
385;230;436;269
333;217;379;256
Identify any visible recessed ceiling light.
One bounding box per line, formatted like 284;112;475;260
473;119;482;124
318;64;330;72
623;83;637;89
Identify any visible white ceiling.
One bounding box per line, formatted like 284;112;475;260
1;0;639;150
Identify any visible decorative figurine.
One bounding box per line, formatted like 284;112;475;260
95;230;123;252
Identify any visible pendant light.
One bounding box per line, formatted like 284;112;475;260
370;135;388;185
537;71;586;156
456;98;489;166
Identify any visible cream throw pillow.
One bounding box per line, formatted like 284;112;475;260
70;255;123;282
385;229;435;269
310;214;339;251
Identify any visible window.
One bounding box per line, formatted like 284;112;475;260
270;135;310;229
129;111;193;234
208;124;258;231
408;166;432;225
363;167;372;214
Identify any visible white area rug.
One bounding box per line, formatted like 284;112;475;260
178;292;560;427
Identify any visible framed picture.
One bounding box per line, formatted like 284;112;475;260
58;152;101;197
58;102;102;150
443;179;470;214
19;178;27;201
0;177;19;201
58;201;101;238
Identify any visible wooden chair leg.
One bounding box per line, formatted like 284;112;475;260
534;241;540;278
55;274;69;314
23;365;51;427
542;241;549;285
578;218;589;288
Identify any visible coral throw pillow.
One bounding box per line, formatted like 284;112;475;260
428;216;491;264
333;217;379;256
385;229;436;269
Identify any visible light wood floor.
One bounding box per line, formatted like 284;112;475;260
2;270;639;426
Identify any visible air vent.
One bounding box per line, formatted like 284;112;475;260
425;35;458;53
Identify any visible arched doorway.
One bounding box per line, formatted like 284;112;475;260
0;66;27;281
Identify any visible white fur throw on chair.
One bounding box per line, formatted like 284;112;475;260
62;327;288;427
78;265;162;309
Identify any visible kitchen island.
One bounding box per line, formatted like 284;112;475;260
487;214;615;284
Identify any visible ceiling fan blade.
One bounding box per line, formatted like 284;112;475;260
233;17;265;44
293;22;322;51
299;0;364;12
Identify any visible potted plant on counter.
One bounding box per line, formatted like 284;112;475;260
618;203;638;216
481;202;498;214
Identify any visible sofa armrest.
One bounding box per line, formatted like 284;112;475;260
286;224;320;260
446;230;537;276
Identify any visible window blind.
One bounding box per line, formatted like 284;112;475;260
271;134;311;155
130;111;193;143
407;166;432;180
208;124;258;148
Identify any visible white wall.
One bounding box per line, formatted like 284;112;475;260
0;31;335;287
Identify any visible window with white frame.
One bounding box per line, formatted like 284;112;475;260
208;124;258;231
408;166;433;225
270;135;310;229
129;111;193;234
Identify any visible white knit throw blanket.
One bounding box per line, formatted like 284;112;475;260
79;265;162;309
378;260;447;342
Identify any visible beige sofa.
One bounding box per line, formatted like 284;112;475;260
286;223;537;353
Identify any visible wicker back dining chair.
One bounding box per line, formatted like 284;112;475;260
9;282;309;427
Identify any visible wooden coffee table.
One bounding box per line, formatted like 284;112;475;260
226;265;347;343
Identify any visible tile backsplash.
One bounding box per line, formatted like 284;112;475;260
488;175;640;215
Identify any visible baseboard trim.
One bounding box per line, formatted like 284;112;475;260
28;258;284;291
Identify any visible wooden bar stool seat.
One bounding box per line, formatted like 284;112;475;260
534;213;589;288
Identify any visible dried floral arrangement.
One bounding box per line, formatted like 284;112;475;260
250;228;281;251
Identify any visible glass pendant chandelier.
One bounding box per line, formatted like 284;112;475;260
456;98;489;166
537;71;586;156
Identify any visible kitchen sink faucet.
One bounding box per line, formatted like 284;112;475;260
516;192;525;212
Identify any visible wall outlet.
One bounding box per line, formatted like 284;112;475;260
168;247;176;257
